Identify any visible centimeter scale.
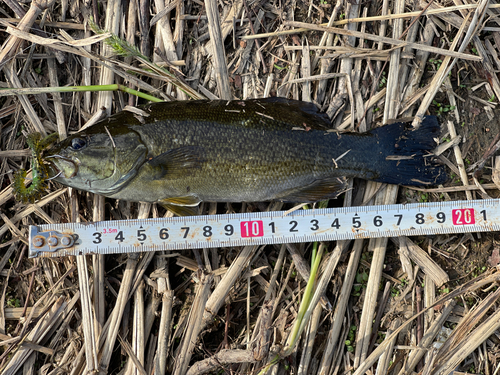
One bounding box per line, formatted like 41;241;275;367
29;199;500;258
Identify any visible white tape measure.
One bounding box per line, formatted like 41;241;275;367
28;199;500;258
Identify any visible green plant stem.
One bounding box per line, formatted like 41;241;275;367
311;241;318;268
258;243;325;374
0;84;163;102
285;243;324;353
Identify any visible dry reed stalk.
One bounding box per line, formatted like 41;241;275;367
156;289;174;375
409;183;500;193
316;240;355;375
301;42;311;103
434;134;462;156
98;254;139;374
412;0;489;127
287;44;413;58
92;196;106;329
277;51;300;98
174;273;213;375
81;12;93;113
284;21;481;61
297;303;322;374
117;336;147;375
374;0;389;88
3;26;168;99
152;0;179;99
0;189;67;238
354;0;406;366
0;150;30;158
447;118;473;200
2;0;499;373
397;300;456;375
402;23;435;116
432;299;500;375
0;17;85;30
353;188;392;368
397;17;419;99
351;6;368;130
125;0;138;106
424;273;436;327
493;156;500;190
97;0;121;114
204;0;243;57
2;63;46;135
443;77;460;123
383;0;404;124
240;244;286;373
201;245;256;330
335;0;358;129
1;0;64;64
237;7;266;78
2;297;66;375
420;0;474;30
76;256;99;373
434;286;500;365
337;88;386;130
314;2;342;104
153;0;179;63
153;212;173;374
473;36;500;102
204;0;231;100
376;318;401;375
46;58;65;138
354;271;500;375
77;2;123;371
126;281;145;375
391;237;449;287
241;4;500;41
285;243;315;284
186;349;256;375
143;294;162;371
0;0;55;68
402;240;418;285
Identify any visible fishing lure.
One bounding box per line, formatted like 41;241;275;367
13;132;58;203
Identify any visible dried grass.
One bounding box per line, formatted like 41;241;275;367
1;0;500;374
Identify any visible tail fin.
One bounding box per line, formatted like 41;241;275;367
370;116;446;186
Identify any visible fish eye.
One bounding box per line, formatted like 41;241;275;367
71;138;86;150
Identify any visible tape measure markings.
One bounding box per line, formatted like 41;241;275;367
29;199;500;258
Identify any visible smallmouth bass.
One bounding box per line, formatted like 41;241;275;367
47;98;446;215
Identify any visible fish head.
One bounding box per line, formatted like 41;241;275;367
46;126;147;196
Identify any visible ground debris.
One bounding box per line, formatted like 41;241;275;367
1;0;500;374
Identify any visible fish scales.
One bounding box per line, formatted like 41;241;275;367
46;98;446;213
125;102;353;202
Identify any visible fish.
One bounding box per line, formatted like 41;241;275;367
46;98;446;215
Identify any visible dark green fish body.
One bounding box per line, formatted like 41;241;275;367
47;98;446;211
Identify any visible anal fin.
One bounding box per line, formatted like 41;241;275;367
275;177;348;202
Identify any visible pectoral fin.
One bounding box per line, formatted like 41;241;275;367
147;146;206;180
275;177;348;202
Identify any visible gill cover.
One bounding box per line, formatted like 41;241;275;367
48;126;147;196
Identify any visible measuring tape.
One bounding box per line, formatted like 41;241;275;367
28;199;500;258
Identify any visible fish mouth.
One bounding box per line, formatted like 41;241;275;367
45;155;79;179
